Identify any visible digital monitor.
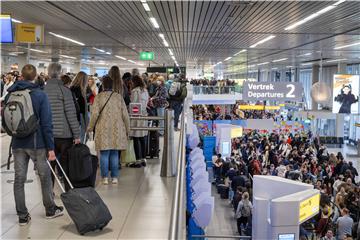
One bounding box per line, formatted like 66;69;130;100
278;233;295;240
332;74;359;114
1;14;13;43
221;142;230;155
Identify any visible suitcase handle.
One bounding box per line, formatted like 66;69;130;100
46;158;74;192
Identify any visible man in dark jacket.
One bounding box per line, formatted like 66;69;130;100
7;64;64;226
44;63;80;191
168;74;187;131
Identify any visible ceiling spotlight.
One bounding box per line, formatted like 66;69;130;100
142;3;151;11
11;18;22;23
272;58;288;62
49;32;85;46
105;52;111;55
168;49;174;56
224;57;232;61
92;47;106;53
257;62;269;66
115;55;126;60
128;60;136;64
59;54;76;59
28;48;47;53
159;34;165;39
149;17;160;28
163;40;169;47
234;49;247;56
249;35;275;48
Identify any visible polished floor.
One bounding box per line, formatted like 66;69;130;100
1;134;176;239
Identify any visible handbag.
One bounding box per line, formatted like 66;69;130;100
86;132;97;156
121;140;136;164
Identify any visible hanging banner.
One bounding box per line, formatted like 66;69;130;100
332;74;359;114
15;23;44;43
243;82;303;102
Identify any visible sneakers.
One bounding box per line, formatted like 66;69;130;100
19;214;31;226
141;159;147;167
112;178;118;184
45;206;64;219
103;177;109;185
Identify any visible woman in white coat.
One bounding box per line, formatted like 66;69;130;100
130;75;149;166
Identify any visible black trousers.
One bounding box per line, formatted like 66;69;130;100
51;138;73;191
133;137;146;160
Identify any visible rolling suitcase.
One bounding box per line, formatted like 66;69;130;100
146;131;160;158
47;159;112;235
68;144;93;182
73;155;98;188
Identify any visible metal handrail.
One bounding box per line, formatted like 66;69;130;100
129;116;165;121
169;112;186;239
192;235;251;239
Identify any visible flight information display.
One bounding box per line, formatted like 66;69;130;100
1;14;13;43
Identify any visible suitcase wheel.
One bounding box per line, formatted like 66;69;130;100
100;227;104;231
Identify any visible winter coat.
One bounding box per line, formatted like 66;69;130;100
88;91;130;151
152;85;168;108
44;78;80;139
130;87;149;137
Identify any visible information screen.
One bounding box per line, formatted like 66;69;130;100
278;233;295;240
299;193;320;223
1;14;13;43
332;74;359;114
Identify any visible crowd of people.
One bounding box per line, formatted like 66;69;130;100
190;78;236;94
212;130;359;239
192;104;279;121
1;63;187;225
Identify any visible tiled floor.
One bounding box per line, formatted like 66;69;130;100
1;134;177;240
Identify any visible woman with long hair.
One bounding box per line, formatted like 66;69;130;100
130;75;149;166
150;75;168;135
108;66;130;106
71;71;88;142
86;76;98;111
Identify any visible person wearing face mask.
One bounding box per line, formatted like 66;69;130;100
150;76;168;136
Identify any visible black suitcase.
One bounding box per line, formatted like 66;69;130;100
217;184;229;199
47;159;112;235
146;131;160;158
68;144;92;182
73;155;98;188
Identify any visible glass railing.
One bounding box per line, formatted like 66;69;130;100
192;86;237;95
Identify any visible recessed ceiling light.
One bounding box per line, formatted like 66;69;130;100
115;55;127;60
163;40;169;47
140;0;146;2
49;32;85;46
128;60;136;64
297;52;312;57
284;2;343;31
286;66;293;68
224;57;232;61
326;58;347;63
234;49;247;56
159;34;165;39
92;47;106;53
142;3;151;11
257;62;269;66
272;58;288;62
249;35;275;48
11;18;22;23
105;52;111;55
149;17;160;28
271;67;278;70
168;49;174;56
9;52;25;55
301;62;314;66
59;54;76;59
334;41;360;50
216;62;222;65
28;48;47;53
171;56;176;60
137;63;145;66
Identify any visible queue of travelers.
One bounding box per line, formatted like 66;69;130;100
1;63;187;226
211;129;359;239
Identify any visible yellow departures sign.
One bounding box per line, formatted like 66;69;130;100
16;23;44;43
299;193;320;223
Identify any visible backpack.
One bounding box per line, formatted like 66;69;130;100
168;81;181;96
1;89;38;138
241;202;251;217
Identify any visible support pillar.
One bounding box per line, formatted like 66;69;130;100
337;62;347;74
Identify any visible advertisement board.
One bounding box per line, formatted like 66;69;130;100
332;74;359;114
243;82;303;102
299;193;320;223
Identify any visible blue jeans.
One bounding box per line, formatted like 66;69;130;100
170;101;183;129
12;148;57;218
100;150;119;178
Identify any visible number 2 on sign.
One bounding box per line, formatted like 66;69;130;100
286;84;295;98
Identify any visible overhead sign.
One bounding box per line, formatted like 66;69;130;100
332;74;359;114
129;103;142;116
243;82;303;102
139;51;154;61
299;193;320;223
230;127;243;138
15;23;44;43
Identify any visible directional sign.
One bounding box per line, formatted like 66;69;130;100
139;51;154;61
15;23;44;43
243;82;303;102
129;103;142;116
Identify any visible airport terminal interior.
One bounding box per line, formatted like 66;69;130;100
1;1;360;239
